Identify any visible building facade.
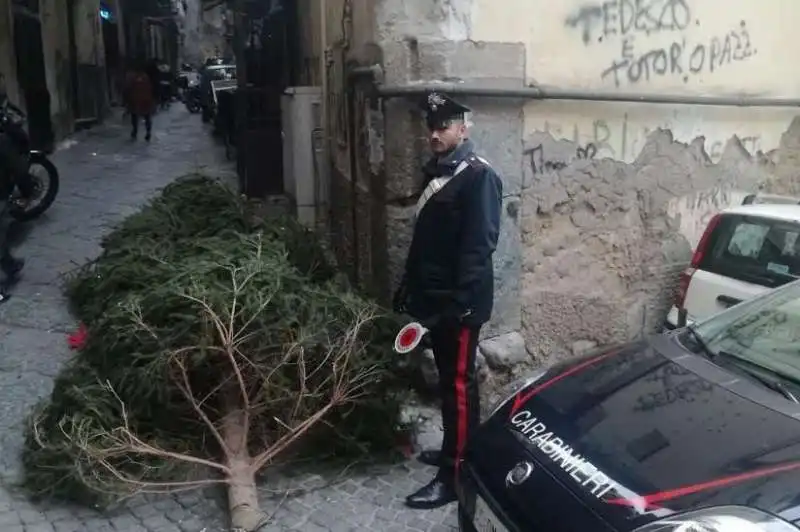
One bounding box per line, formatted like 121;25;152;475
184;0;233;66
294;0;800;366
0;0;179;146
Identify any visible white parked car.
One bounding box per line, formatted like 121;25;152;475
666;194;800;329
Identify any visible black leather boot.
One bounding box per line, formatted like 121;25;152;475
405;474;457;509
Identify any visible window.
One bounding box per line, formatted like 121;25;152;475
726;222;770;258
699;215;800;287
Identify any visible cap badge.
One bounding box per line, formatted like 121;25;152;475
428;92;446;111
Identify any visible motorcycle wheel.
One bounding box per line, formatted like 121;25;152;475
187;101;201;113
9;154;60;222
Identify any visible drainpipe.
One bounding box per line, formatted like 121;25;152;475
374;82;800;108
345;66;800;107
318;0;328;230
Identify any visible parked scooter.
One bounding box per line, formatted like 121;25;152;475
0;97;60;221
184;79;201;114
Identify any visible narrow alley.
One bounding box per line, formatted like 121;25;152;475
0;107;456;532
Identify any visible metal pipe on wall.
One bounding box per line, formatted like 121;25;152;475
375;83;800;108
318;0;329;232
319;0;327;99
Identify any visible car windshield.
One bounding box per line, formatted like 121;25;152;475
692;279;800;383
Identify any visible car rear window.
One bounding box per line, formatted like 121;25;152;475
698;214;800;288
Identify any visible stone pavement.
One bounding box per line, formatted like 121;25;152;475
0;106;458;531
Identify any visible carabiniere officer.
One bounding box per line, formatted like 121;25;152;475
394;92;503;509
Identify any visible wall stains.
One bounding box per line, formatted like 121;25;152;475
528;109;763;162
524;142;597;174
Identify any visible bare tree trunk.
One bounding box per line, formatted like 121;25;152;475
223;409;267;531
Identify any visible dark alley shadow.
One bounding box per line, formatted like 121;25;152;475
7;220;34;248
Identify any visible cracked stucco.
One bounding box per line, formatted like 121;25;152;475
521;118;800;364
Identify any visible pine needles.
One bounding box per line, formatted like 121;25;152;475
21;175;411;514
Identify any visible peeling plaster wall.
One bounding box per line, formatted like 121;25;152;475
459;0;800;361
521;121;800;364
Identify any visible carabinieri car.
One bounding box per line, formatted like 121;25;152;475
458;278;800;531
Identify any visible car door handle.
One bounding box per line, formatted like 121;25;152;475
717;295;742;307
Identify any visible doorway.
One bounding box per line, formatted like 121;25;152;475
234;0;300;197
12;5;54;151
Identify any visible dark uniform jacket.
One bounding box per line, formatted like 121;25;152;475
401;140;503;327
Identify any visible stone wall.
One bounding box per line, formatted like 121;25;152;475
181;0;228;65
520;120;800;366
42;0;74;138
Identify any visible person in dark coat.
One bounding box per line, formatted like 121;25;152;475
0;73;26;299
124;58;155;141
394;92;503;509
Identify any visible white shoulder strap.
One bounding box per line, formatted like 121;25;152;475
415;160;471;217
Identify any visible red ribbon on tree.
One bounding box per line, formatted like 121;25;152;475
67;322;88;350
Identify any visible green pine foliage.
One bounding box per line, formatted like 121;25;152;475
21;175;411;506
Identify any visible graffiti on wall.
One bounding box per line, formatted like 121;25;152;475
565;0;758;87
530;112;762;162
667;187;749;249
525;142;598;174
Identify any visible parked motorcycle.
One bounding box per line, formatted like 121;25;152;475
0;98;60;221
184;79;202;114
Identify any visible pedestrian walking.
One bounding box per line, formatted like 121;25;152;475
124;58;155;141
394;92;503;509
156;59;173;109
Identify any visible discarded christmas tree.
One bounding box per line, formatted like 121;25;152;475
21;176;409;530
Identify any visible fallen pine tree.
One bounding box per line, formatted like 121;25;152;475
21;175;411;530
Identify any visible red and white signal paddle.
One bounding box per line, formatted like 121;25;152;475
393;322;429;354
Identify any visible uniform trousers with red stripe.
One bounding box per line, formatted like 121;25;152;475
429;321;481;480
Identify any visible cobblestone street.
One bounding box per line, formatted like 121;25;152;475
0;106;457;531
